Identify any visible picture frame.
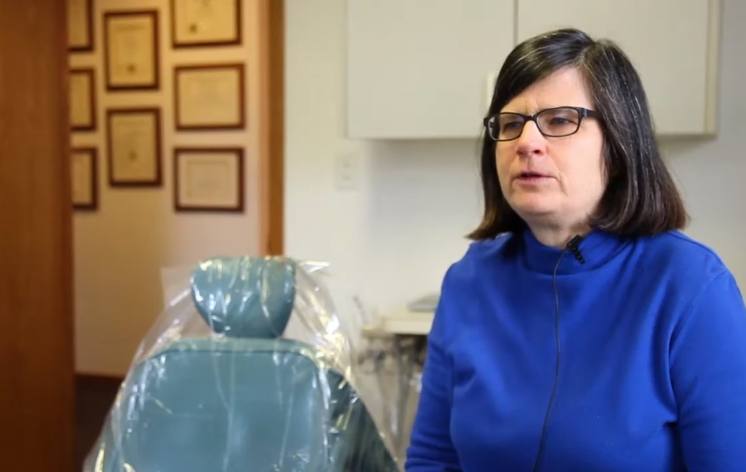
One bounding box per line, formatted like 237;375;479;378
171;0;242;48
70;68;97;131
104;10;160;91
71;147;98;210
174;63;245;130
106;108;162;187
173;147;244;212
68;0;94;52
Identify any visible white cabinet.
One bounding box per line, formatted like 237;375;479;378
347;0;719;139
347;0;515;139
516;0;719;136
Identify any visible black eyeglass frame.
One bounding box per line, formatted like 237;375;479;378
483;106;598;142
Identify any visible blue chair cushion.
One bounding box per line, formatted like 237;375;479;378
191;257;296;338
96;338;397;472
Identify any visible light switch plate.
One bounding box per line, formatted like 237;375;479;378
334;151;359;190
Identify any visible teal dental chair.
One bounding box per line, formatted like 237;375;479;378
85;257;398;472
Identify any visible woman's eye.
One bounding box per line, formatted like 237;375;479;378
549;117;573;125
502;121;522;130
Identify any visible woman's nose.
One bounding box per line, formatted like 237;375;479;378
514;120;547;157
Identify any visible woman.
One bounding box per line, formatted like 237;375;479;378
406;29;746;471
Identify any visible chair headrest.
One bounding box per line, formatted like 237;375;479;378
191;257;296;338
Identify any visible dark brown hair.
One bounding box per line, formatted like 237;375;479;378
468;28;687;240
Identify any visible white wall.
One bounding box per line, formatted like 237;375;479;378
661;0;746;286
71;0;265;375
285;0;746;326
285;0;482;327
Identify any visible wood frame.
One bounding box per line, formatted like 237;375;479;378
173;147;244;212
71;147;98;210
103;10;160;91
68;0;94;52
69;68;97;131
266;0;284;254
106;107;162;187
171;0;242;48
174;63;246;130
2;2;75;468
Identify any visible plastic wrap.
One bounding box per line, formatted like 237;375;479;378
356;333;425;465
84;256;399;472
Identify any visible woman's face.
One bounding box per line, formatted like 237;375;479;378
496;67;605;232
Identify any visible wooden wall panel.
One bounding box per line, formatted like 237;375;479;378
0;0;75;469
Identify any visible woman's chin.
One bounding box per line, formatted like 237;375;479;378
509;199;558;221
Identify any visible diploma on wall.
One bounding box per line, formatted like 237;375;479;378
104;11;159;90
70;68;96;130
175;64;245;129
174;148;244;212
172;0;241;47
71;148;97;210
68;0;93;51
107;108;162;186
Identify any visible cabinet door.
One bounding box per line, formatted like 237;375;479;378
517;0;719;135
347;0;514;139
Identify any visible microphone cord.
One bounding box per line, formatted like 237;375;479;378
531;235;584;472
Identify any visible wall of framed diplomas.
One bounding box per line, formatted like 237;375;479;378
67;0;283;376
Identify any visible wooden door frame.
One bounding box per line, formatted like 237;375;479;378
0;0;74;469
261;0;284;255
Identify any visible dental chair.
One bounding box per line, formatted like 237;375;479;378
85;257;398;471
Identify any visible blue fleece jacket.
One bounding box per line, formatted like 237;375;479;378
406;230;746;471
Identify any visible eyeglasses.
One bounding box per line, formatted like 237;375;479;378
483;106;598;142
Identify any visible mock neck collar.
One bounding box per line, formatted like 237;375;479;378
520;228;629;275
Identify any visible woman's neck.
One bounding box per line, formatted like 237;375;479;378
527;221;592;249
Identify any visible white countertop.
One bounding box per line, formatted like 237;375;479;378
362;309;434;337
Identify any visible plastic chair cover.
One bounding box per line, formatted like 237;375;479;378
84;256;399;472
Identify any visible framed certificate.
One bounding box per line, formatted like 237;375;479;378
174;147;244;212
70;68;96;131
104;10;160;90
171;0;241;48
71;147;98;210
106;108;162;186
174;63;245;130
68;0;94;52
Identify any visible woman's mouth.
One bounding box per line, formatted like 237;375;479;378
516;171;551;182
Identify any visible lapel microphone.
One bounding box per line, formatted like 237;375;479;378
566;235;586;264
